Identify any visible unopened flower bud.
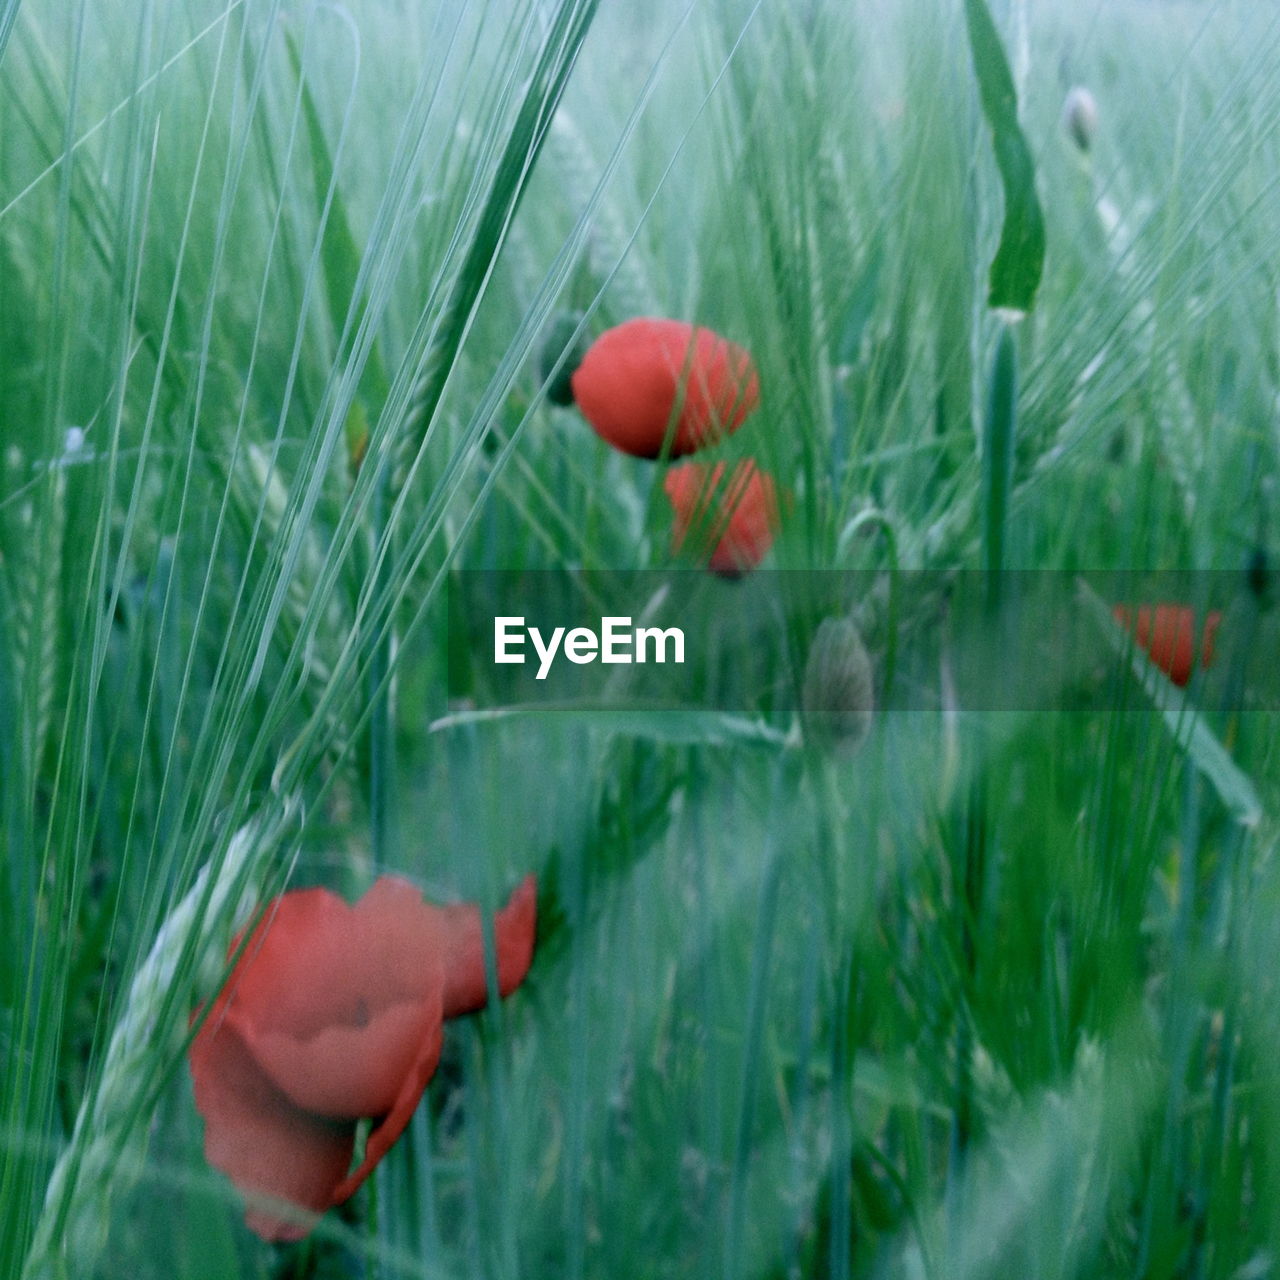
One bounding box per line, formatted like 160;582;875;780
540;311;589;407
1247;546;1269;602
801;616;874;752
1062;86;1098;154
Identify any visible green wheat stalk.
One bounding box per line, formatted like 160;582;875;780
21;802;296;1280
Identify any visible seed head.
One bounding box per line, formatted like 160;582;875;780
540;311;589;407
801;616;874;752
1063;86;1099;154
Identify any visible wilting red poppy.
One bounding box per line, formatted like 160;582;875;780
570;317;760;458
663;459;780;577
189;875;536;1241
1112;603;1221;687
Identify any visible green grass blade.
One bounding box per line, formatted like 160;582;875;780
427;704;793;749
963;0;1045;313
399;0;602;461
0;0;21;68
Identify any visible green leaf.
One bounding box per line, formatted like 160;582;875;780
1079;581;1263;828
427;703;794;749
963;0;1046;313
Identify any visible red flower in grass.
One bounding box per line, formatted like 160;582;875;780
570;318;760;458
1112;603;1222;687
189;875;536;1241
663;459;780;578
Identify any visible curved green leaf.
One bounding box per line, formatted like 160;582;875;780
963;0;1046;313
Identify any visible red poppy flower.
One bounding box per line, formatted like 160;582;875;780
570;318;760;458
663;459;780;577
1111;603;1221;687
189;874;536;1241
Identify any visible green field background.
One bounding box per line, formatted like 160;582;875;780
3;1;1280;1276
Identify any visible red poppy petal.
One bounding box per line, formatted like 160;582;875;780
429;875;538;1018
228;877;435;1026
1134;605;1155;651
1151;606;1195;685
571;319;758;458
329;1006;446;1206
346;876;451;1010
711;466;777;576
230;880;442;1044
226;889;370;1040
1113;602;1221;687
189;1014;356;1242
237;995;442;1119
664;460;778;577
681;326;760;453
1203;610;1222;666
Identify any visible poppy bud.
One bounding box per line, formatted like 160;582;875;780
663;459;779;578
571;317;760;457
801;616;874;752
539;311;589;407
1247;546;1269;602
1062;86;1098;153
1112;603;1221;687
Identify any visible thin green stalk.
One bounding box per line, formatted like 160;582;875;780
724;833;783;1280
950;319;1018;1215
0;0;21;66
982;324;1017;599
828;948;856;1280
21;807;293;1280
368;462;397;874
